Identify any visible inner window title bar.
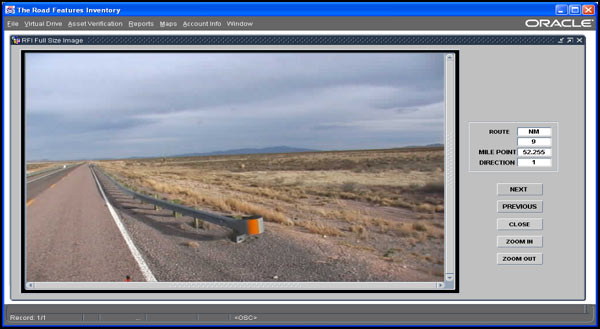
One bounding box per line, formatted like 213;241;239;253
2;2;598;17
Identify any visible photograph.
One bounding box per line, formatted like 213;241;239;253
25;52;445;283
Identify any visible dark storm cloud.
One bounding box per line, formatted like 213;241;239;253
25;53;445;160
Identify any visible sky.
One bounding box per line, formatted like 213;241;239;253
25;52;445;161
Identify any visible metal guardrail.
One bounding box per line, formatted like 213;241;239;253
90;164;264;243
25;162;82;178
26;164;71;178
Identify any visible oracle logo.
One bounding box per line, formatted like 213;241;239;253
525;19;594;28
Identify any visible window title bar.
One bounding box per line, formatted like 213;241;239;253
2;2;598;17
7;35;586;46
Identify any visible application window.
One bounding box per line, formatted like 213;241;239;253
2;2;597;327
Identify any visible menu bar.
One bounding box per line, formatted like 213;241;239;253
4;16;596;31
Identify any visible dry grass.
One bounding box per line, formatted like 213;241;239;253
124;176;293;226
95;147;443;241
320;206;439;239
349;224;368;239
337;241;377;252
95;147;445;279
182;241;200;248
299;220;345;237
225;199;293;226
420;181;444;193
415;203;436;213
412;222;428;232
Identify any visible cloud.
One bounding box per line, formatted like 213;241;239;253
25;52;445;160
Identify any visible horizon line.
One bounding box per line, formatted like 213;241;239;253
26;144;444;163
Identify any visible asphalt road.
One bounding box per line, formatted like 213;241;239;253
26;165;79;202
26;164;144;282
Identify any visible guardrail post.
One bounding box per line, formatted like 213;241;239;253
230;216;264;243
154;195;160;210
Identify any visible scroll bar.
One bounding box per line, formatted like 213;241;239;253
444;53;456;285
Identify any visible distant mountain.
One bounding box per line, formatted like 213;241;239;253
38;144;442;162
172;146;317;157
402;143;444;148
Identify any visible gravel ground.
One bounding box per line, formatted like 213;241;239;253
95;168;439;282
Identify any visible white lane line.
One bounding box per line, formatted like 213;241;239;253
90;167;157;282
26;167;69;184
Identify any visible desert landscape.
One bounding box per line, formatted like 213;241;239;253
95;146;445;280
